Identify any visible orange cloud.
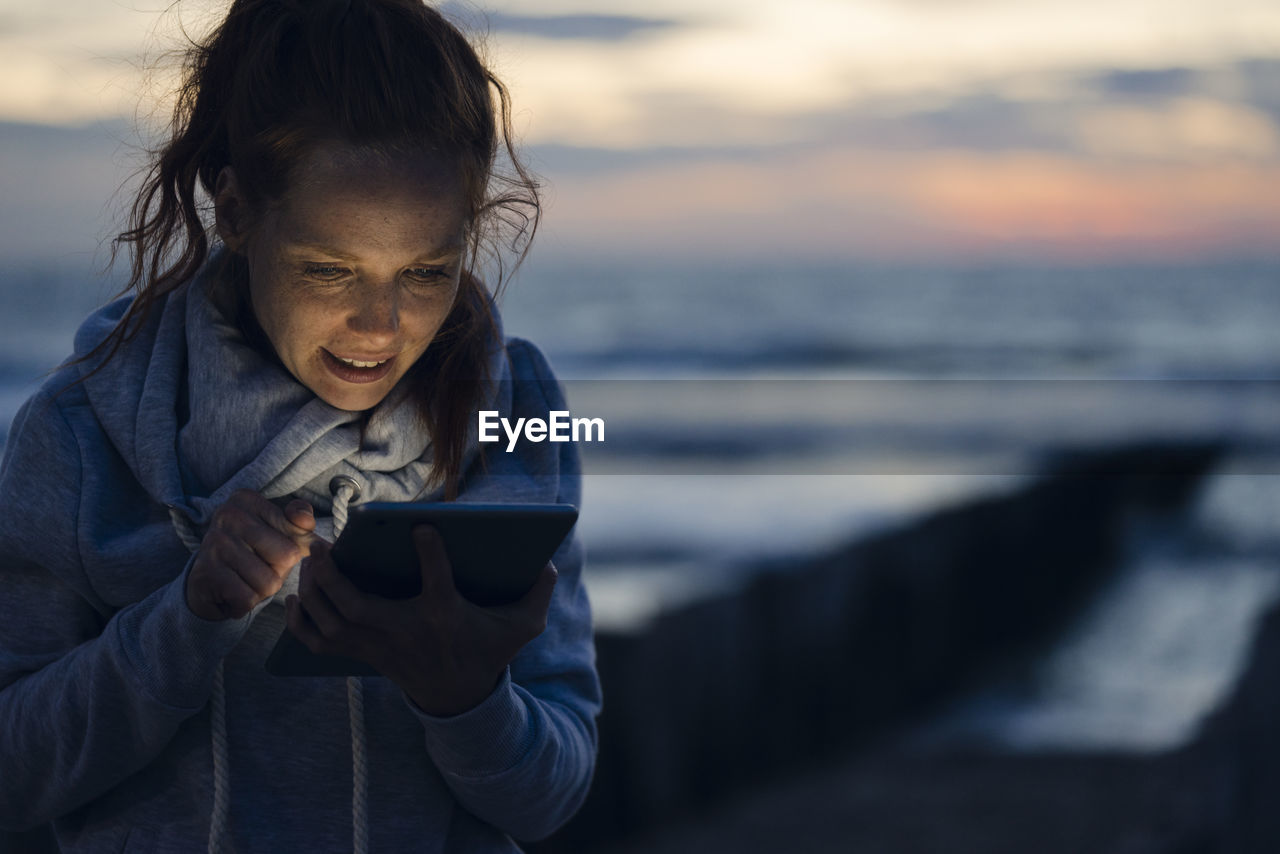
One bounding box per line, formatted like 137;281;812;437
543;147;1280;263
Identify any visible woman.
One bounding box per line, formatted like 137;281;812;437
0;1;601;852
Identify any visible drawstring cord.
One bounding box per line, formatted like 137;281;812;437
329;475;370;854
347;676;369;854
168;507;230;854
208;663;231;853
170;477;369;854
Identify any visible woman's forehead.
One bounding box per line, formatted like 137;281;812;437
287;140;465;197
261;141;468;252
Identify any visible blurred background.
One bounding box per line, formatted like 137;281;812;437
2;1;1279;851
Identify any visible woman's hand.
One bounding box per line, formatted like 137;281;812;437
186;489;317;621
285;526;558;717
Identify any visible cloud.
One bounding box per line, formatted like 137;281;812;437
1070;61;1280;160
7;49;1280;271
1230;58;1280;125
517;56;1280;263
763;59;1280;164
0;11;61;39
509;43;1280;158
5;116;1279;271
439;3;682;42
1074;98;1279;160
822;94;1076;155
536;144;1280;265
1083;61;1280;120
1090;67;1200;98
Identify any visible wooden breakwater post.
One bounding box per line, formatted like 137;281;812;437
1198;574;1280;852
529;441;1224;853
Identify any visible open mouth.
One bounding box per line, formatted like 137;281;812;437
320;349;397;384
337;356;386;368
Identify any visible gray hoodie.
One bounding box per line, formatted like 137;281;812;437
0;262;601;852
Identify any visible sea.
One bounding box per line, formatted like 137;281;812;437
2;257;1278;752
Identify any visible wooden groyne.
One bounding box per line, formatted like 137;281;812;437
531;441;1225;852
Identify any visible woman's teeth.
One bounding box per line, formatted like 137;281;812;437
337;357;388;368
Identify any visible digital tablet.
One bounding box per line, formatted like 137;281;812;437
265;501;579;677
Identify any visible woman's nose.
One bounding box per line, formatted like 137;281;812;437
348;282;399;340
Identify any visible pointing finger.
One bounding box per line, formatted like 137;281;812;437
284;498;316;533
226;490;316;552
279;499;320;554
247;492;311;542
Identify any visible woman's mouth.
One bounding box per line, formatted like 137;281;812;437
320;348;397;384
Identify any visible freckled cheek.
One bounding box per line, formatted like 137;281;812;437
271;311;331;369
407;303;454;353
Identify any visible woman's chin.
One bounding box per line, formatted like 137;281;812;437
312;379;395;412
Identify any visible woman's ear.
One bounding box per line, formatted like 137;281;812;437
213;166;250;252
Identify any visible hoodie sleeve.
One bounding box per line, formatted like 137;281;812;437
407;340;603;842
0;385;253;832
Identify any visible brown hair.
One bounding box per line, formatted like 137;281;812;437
99;0;539;497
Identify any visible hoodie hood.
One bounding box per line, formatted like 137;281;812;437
71;252;512;532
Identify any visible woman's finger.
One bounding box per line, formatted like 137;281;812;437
309;540;383;626
227;489;316;553
195;566;260;620
288;593;379;667
237;524;305;577
526;561;558;610
412;525;460;606
284;497;315;528
285;595;331;655
491;562;558;637
213;492;304;571
217;531;287;598
299;557;348;638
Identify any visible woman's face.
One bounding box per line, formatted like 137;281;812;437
217;142;469;412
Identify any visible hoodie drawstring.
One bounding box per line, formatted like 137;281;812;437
171;480;369;854
207;663;231;853
330;476;370;854
168;507;231;854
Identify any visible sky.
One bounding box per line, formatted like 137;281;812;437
1;0;1279;265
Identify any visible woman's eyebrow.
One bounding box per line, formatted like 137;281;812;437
285;241;463;264
286;242;360;261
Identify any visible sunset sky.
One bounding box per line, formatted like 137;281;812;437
1;0;1279;265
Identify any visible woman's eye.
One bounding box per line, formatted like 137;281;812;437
302;264;348;281
406;267;450;284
